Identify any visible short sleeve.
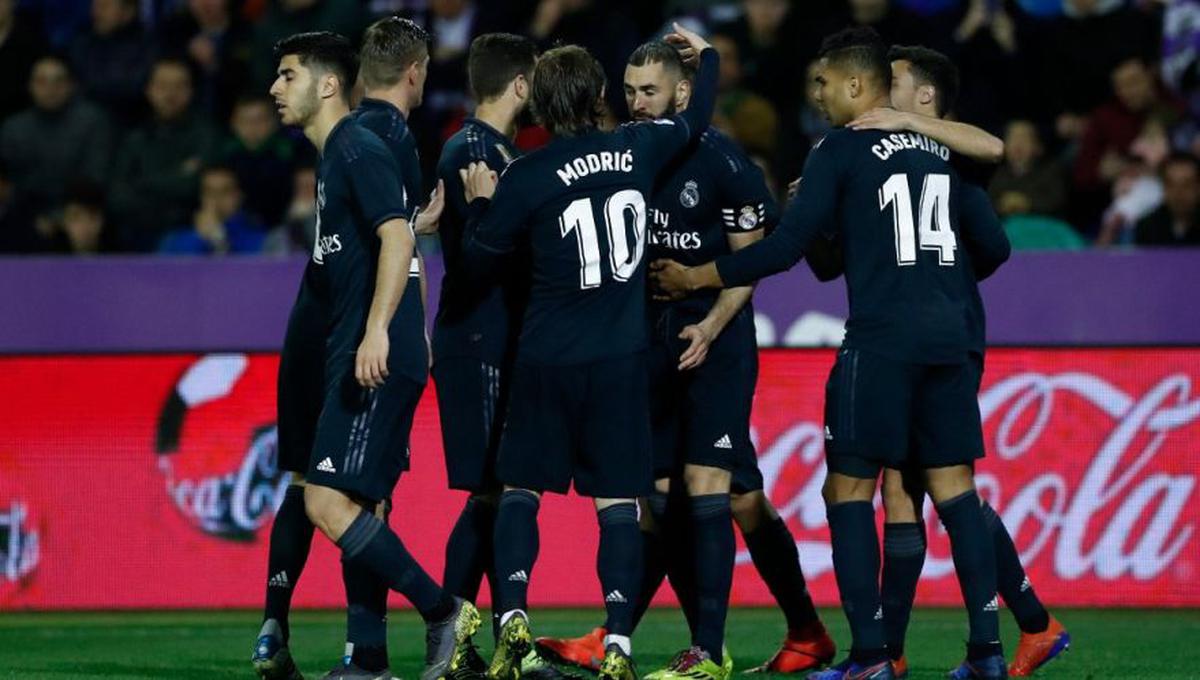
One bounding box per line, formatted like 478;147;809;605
715;148;777;233
348;145;409;234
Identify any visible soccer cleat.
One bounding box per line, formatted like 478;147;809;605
657;646;730;680
947;655;1007;680
645;649;690;680
488;613;533;680
1008;616;1070;677
422;598;483;680
806;658;895;680
597;644;637;680
535;626;607;672
745;626;837;673
447;641;489;680
319;661;395;679
252;631;305;680
891;657;908;680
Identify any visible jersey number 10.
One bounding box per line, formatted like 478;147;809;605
879;173;957;266
559;189;648;289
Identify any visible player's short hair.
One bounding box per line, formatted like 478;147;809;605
274;31;358;102
359;16;431;90
468;33;537;103
888;45;959;117
627;40;690;80
818;26;891;90
531;45;606;136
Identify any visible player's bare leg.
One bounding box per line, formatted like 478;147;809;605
732;491;835;674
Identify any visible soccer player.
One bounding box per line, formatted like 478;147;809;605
536;40;836;679
842;46;1068;679
431;31;537;670
260;30;479;680
652;27;1009;680
456;24;718;680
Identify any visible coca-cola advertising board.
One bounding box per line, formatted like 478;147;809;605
0;348;1195;610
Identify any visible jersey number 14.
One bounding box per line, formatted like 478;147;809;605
559;189;647;289
879;173;957;266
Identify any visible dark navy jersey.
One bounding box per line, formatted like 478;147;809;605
308;118;424;381
350;99;428;383
648;127;777;317
433;118;524;364
462;48;719;367
717;127;1000;364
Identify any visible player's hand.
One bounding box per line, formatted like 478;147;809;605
414;179;445;235
649;259;692;301
355;328;390;389
848;108;911;132
460;161;498;202
786;177;801;200
677;322;716;370
665;21;711;66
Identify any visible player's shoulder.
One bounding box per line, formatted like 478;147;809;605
352;98;412;145
697;127;755;173
811;126;863;153
331;119;393;167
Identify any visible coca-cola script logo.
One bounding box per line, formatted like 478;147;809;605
750;363;1198;593
0;498;39;602
155;354;289;540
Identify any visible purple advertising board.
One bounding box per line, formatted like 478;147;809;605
0;250;1196;352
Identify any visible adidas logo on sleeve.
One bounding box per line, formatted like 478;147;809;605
317;457;337;473
713;435;733;449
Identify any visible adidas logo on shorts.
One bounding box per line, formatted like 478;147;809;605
984;596;999;612
873;606;883;621
317;457;337;473
508;570;529;583
1020;576;1032;593
713;434;733;449
605;590;627;604
268;571;290;589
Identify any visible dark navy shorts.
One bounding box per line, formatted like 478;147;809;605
497;353;654;498
276;289;328;475
432;357;507;493
824;348;984;479
648;307;761;492
305;360;424;503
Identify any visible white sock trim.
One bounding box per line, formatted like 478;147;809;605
603;634;632;656
500;609;527;627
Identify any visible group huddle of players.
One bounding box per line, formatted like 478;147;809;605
249;15;1073;680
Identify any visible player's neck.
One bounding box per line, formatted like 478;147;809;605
474;99;519;139
849;94;893;121
364;86;414;117
306;103;351;154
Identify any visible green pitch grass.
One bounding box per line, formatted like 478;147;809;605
0;607;1195;679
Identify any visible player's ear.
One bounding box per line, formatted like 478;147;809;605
919;84;935;108
847;75;861;100
319;72;339;101
675;77;691;109
513;73;529;101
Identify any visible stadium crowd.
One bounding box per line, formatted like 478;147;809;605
0;0;1198;255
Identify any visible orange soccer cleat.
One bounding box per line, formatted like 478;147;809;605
745;623;837;674
1009;615;1071;677
535;627;608;672
890;656;908;679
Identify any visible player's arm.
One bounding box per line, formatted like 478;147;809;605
459;162;527;279
677;230;760;370
350;148;414;389
652;137;842;296
958;183;1010;280
849;108;1003;164
630;23;718;168
804;234;844;282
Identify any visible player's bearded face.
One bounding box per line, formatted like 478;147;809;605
270;56;320;127
624;63;679;121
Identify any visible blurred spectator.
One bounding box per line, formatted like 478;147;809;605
1073;57;1184;229
709;32;779;157
1097;118;1172;245
68;0;157;125
0;55;113;214
949;0;1023;131
264;164;316;254
1134;152;1200;246
713;0;804;116
249;0;367;89
161;0;253;122
48;180;117;255
0;0;49;121
847;0;929;50
218;94;297;226
989;120;1067;218
160;164;265;254
0;159;39;253
1030;0;1160;143
528;0;641;116
110;57;218;250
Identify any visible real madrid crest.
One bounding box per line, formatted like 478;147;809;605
737;205;760;230
679;179;700;208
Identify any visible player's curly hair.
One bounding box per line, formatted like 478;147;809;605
819;26;891;90
531;45;607;137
